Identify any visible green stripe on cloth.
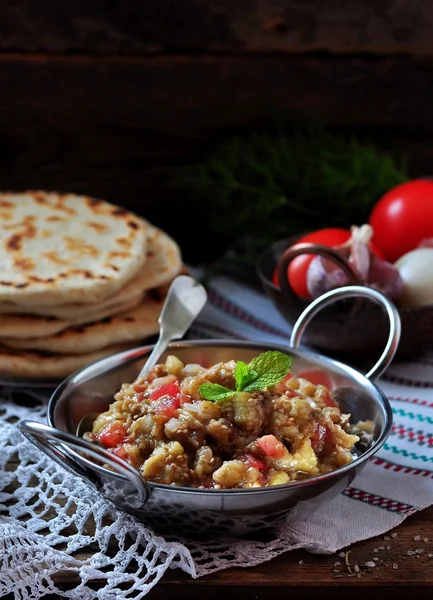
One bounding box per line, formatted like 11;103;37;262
383;443;433;462
392;408;433;425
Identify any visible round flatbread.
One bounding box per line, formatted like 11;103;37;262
0;224;181;319
0;191;148;306
0;342;139;379
1;296;163;354
0;296;143;339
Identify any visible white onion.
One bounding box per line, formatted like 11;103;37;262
149;375;177;388
394;248;433;307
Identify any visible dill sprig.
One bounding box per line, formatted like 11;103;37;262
176;124;408;276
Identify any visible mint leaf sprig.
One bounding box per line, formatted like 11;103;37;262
199;351;292;403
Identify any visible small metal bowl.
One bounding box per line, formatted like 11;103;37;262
19;285;399;536
257;236;433;360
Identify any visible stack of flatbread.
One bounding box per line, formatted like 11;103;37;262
0;191;183;380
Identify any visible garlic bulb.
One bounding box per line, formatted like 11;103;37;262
394;248;433;307
306;224;404;300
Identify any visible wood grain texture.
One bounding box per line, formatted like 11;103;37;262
0;54;431;185
1;0;433;56
0;52;431;260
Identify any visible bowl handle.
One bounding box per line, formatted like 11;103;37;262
289;285;401;380
276;242;362;303
18;420;150;508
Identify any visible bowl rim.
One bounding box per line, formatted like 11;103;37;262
48;339;393;496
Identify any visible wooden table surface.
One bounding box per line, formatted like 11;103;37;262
44;505;433;599
148;506;433;599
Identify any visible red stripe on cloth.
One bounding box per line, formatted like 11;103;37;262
389;396;433;409
369;456;433;476
207;287;288;339
343;487;418;515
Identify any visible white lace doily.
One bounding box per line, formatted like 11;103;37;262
0;392;307;600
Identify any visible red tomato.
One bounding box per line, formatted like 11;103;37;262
149;379;189;417
149;380;180;402
369;180;433;263
97;423;127;448
256;434;285;458
152;395;181;417
111;446;129;460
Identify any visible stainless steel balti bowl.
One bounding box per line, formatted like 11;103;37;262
19;285;400;536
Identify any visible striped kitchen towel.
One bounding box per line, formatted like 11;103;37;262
189;273;433;552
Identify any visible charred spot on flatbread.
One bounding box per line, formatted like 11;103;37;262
112;207;129;216
14;258;35;271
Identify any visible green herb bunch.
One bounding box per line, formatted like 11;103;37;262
178;124;408;273
200;351;292;402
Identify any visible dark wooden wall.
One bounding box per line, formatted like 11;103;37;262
1;1;433;258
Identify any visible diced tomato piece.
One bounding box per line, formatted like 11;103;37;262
256;434;286;459
97;423;127;448
149;380;180;402
296;369;333;389
243;454;267;471
152;395;181;417
111;446;129;460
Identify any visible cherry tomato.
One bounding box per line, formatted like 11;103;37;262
369;180;433;263
274;228;350;299
256;434;286;458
